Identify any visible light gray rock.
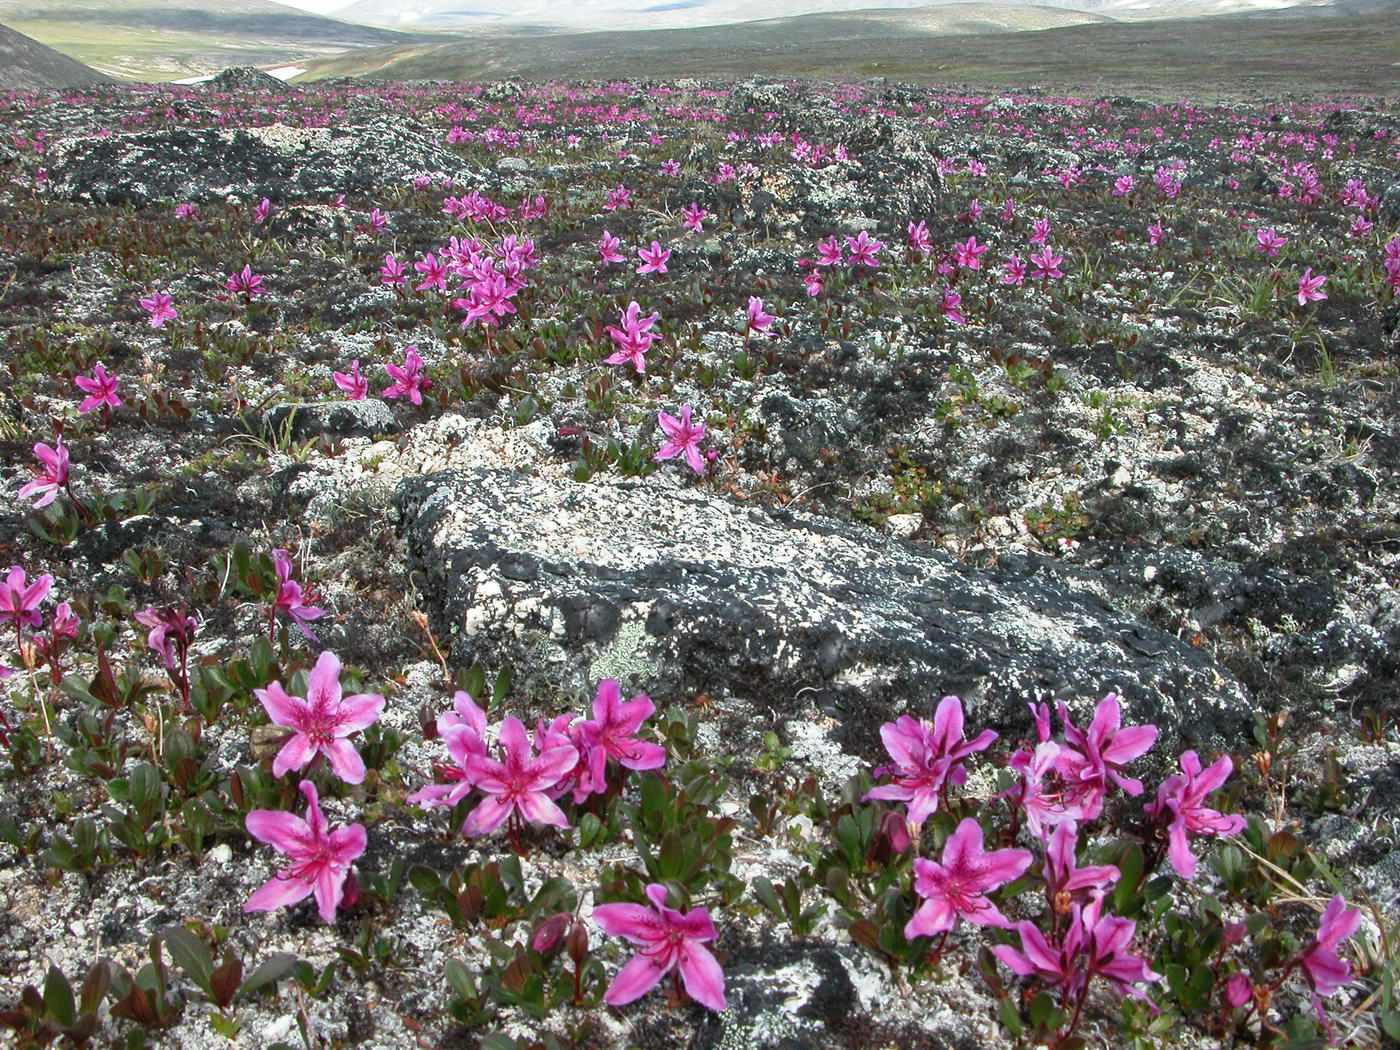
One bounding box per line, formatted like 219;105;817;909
396;468;1252;759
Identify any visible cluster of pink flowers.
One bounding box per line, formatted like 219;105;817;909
604;301;662;373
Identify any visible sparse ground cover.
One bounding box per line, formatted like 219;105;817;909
1;74;1399;1050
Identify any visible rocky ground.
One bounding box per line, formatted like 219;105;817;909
1;73;1398;1050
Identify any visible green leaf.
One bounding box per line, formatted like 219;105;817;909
210;952;243;1009
997;996;1022;1036
444;960;477;1001
578;811;602;849
408;864;441;895
1028;991;1066;1032
78;961;110;1016
752;876;782;917
162;926;213;997
239;953;298;999
44;965;76;1027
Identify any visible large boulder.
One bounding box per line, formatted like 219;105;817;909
49;122;487;207
395;468;1251;761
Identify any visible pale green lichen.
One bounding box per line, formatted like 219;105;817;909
587;617;661;687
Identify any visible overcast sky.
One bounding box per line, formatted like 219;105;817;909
279;0;349;11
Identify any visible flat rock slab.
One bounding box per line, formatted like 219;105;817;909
50;123;486;207
396;469;1250;758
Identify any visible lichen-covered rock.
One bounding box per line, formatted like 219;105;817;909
396;467;1251;759
265;399;400;441
49;122;488;206
203;66;295;94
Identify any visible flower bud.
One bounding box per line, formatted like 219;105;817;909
566;919;590;965
1224;973;1252;1008
532;913;571;954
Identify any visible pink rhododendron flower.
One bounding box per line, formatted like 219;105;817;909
1030;217;1051;245
245;780;365;922
681;201;707;232
74;364;122;414
17;441;69;509
593;883;726;1011
379;252;408;286
140;292;178;328
271;549;326;641
864;696;997;824
1058;692;1157;799
803;270;823;296
603;185;632;211
1;566;52;632
1112;175;1135;196
815;235;842;267
745;296;775;336
1144;750;1246;879
134;604;197;673
382;346;430;404
252;197;272;224
1297;267;1328;306
1224;973;1253;1009
1042;820;1120;912
1256;228;1288;257
994;896;1159;1003
659;160;681;177
636;241;671;275
580;679;667;784
907;220;932;255
226;265;265;300
654;405;707;473
598;230;625;264
414;252;450;292
939;286;965;325
174;201;198;218
256;651;385;784
407;690;491;811
1297;895;1362;1016
332;359;367;400
605;301;661;373
954;236;987;270
845;230;883;268
1148;222;1166;246
1029;246;1064;281
460;716;576;835
1002;254;1028;286
905;818;1031;937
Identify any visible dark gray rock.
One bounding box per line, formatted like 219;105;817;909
203;66;293;94
692;944;856;1050
49;123;487;207
265;399;400;442
396;468;1251;760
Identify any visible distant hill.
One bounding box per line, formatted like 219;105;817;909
329;0;1395;27
295;1;1400;94
0;19;113;90
0;0;446;82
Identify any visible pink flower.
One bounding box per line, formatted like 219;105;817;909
252;197;272;224
636;241;671;275
413;252;450;292
255;651;385;784
1148;222;1166;246
139;292;178;328
659;160;681;177
905;818;1032;937
382;346;430;405
907;220;932;255
0;566;52;630
1112;175;1135;196
407;691;490;811
74;364;122;414
845;230;883;268
174;202;198;219
593;883;726;1011
599;230;625;264
379;252;408;286
460;717;577;835
1042;820;1120;910
332;359;367;400
364;207;389;232
1002;254;1028;286
17;441;69;509
1256;228;1289;257
654;405;707;473
1030;218;1051;245
939;286;965;325
803;270;823;297
1297;267;1328;306
225;265;265;300
604;185;632;211
863;696;997;824
1029;246;1064;281
815;235;842;267
745;296;775;336
1144;750;1246;879
994;896;1159;1003
133;605;197;673
1058;692;1157;799
954;236;987;270
245;780;366;922
271;549;326;641
1298;895;1362;1006
580;678;667;784
605;301;661;373
1224;974;1253;1009
681;201;707;232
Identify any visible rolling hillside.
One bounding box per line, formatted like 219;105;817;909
0;0;445;82
0;20;113;91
